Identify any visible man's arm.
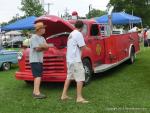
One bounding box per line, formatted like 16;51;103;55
80;45;90;55
35;37;49;52
41;38;49;51
39;43;49;50
80;45;89;50
34;47;43;51
34;43;49;51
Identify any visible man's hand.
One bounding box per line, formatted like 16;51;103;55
81;45;90;51
80;45;91;56
39;43;49;50
39;44;48;48
35;43;49;51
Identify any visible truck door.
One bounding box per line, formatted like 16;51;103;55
87;24;105;66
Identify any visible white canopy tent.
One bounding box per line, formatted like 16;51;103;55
5;31;22;35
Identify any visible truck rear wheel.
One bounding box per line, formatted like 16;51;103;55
128;47;135;64
2;62;11;71
82;59;93;84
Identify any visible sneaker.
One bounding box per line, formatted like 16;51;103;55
32;93;47;99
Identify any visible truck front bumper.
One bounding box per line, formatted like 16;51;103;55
15;71;66;82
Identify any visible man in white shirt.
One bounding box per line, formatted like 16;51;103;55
61;20;89;103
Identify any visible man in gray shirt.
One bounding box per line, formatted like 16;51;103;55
29;22;48;99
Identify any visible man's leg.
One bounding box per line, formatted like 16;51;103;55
33;77;41;95
33;77;46;99
61;62;73;100
76;81;84;100
61;79;71;99
76;81;89;103
75;62;88;102
61;79;72;99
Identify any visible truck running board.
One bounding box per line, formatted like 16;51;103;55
94;57;129;73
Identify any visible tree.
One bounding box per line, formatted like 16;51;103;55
61;8;72;20
20;0;44;17
86;9;106;19
109;0;150;26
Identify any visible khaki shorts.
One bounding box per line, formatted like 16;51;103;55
67;62;85;82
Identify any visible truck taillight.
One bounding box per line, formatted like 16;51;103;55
17;52;23;60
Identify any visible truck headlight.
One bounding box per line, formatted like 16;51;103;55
17;52;23;60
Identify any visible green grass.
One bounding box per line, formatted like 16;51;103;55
1;47;150;113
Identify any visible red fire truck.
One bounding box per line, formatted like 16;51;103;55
16;15;140;84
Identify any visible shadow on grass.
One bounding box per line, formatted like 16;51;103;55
23;79;77;91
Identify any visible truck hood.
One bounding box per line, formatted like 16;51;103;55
35;15;75;38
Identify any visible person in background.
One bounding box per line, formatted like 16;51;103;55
128;26;138;33
22;32;31;48
146;26;150;46
143;28;148;47
61;20;89;103
29;22;49;99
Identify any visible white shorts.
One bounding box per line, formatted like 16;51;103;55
67;62;85;82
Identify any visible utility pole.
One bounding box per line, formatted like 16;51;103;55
131;0;134;28
131;0;133;15
45;3;53;14
40;0;44;8
57;11;60;17
89;4;92;12
16;13;19;20
64;8;69;20
89;4;92;18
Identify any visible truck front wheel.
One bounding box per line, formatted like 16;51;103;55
82;59;93;84
2;62;11;71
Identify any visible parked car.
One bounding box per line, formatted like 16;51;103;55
0;48;18;71
4;36;25;48
2;31;23;48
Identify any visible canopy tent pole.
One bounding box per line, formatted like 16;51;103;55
107;4;114;35
140;21;143;28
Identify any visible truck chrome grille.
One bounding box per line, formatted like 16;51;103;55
25;56;66;73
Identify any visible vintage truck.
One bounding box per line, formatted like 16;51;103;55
15;15;140;84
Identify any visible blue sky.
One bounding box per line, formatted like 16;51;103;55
0;0;109;23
